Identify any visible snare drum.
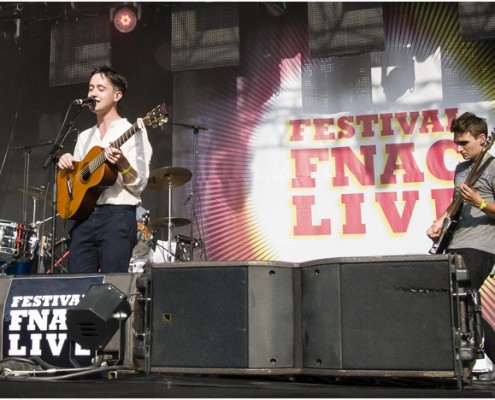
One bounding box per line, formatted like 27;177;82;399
0;220;38;261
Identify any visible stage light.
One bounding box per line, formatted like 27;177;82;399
112;5;139;33
66;283;131;351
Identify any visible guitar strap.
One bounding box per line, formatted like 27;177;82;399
470;155;495;187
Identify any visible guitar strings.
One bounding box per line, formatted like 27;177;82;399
66;123;140;188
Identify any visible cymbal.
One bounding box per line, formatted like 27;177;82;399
151;217;191;228
17;186;51;199
147;166;192;190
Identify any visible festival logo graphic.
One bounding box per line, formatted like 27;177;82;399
3;276;103;368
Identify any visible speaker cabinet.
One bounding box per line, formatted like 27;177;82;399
148;261;297;373
300;254;471;377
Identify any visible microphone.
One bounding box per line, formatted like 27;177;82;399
183;193;193;205
72;97;96;107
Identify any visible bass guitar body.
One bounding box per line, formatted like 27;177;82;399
428;215;459;255
57;146;118;220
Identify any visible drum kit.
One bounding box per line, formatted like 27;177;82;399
130;165;196;272
0;185;56;275
0;165;197;275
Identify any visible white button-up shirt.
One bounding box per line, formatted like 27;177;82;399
73;118;152;206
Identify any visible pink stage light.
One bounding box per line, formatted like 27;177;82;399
113;6;138;33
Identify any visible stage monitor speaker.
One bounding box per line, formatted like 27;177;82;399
148;261;297;373
300;254;473;378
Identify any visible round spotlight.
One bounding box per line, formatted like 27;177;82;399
113;6;138;33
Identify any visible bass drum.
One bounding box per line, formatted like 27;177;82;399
0;259;33;275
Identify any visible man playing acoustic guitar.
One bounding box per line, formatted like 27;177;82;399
57;66;153;274
427;112;495;377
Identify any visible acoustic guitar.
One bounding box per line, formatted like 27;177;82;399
429;130;495;254
57;103;168;220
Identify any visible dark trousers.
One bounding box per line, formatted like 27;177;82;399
67;205;137;274
448;248;495;362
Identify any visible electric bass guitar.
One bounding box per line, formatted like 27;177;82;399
429;129;495;254
57;103;168;220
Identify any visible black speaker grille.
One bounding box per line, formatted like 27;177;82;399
49;17;111;87
308;2;385;57
340;259;454;371
459;2;495;41
150;267;248;368
171;3;239;72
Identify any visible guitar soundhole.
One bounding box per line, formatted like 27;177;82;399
81;164;91;183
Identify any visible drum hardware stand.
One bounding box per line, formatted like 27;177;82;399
14;141;51;224
34;214;59;273
14;141;54;256
14;140;53;216
153;239;175;261
20;146;30;225
167;181;173;262
42;102;85;274
147;167;192;263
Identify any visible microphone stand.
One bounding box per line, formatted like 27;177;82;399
189;125;202;261
42;104;84;274
22;147;30;224
169;121;208;261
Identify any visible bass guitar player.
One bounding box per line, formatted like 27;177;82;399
427;111;495;377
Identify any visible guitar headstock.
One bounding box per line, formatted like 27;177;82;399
486;128;495;151
143;103;168;128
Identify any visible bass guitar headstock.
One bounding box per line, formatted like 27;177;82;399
485;127;495;151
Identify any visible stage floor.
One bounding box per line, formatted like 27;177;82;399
0;373;495;398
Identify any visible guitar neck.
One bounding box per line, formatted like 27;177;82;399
445;154;485;218
112;121;140;150
464;148;488;187
445;135;494;218
89;121;140;172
